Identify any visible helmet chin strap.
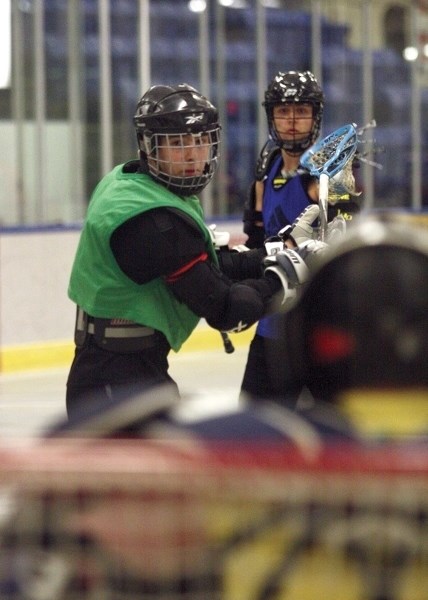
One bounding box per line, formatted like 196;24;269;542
272;123;315;156
278;137;313;156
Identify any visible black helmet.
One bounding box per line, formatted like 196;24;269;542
134;84;221;196
263;71;324;154
270;214;428;400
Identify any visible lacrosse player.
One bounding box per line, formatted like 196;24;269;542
66;83;307;420
240;70;360;402
61;213;428;441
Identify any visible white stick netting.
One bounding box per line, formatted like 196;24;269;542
329;158;360;198
0;439;426;600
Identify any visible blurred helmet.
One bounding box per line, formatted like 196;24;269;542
134;84;220;196
263;71;324;154
270;214;428;400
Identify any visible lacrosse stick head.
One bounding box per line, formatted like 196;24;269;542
300;124;359;241
300;123;358;179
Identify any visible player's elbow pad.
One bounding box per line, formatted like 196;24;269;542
207;283;265;332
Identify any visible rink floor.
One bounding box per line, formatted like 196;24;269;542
0;346;248;440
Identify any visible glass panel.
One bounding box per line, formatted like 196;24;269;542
0;0;425;227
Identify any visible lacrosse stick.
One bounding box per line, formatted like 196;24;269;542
209;224;235;354
300;123;358;242
220;330;235;354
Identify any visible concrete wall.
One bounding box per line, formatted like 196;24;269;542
0;227;80;371
0;122;86;226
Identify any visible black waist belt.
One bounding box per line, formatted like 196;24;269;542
74;307;158;353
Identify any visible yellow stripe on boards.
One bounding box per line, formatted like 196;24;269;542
0;326;256;374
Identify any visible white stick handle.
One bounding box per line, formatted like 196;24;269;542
319;173;329;242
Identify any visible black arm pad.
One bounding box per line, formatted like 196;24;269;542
243;223;266;250
167;260;278;333
206;275;282;332
217;247;265;281
206;283;265;332
242;182;265;248
243;206;263;225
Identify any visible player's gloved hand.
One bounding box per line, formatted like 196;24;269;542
264;235;284;256
326;214;347;243
292;204;321;245
278;204;347;248
296;238;329;269
208;224;230;249
278;204;320;246
263;249;309;306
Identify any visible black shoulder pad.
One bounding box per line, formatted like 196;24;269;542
255;139;281;181
122;160;140;173
166;207;202;235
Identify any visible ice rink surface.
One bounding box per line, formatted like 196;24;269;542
0;346;248;441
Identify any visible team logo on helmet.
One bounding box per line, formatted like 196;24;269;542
185;114;204;124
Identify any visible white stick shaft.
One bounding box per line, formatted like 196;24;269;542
319;173;329;242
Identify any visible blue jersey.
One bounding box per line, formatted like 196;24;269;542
257;154;313;338
262;154;313;237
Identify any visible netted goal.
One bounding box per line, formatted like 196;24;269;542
0;438;426;600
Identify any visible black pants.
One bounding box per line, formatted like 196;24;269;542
66;334;179;421
240;333;302;403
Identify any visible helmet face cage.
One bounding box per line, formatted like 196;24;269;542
141;128;220;197
264;71;324;155
134;84;221;196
